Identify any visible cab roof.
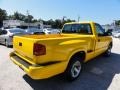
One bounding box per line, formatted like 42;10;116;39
65;21;95;25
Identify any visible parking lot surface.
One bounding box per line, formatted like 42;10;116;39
0;38;120;90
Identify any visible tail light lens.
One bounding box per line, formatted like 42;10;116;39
33;43;46;56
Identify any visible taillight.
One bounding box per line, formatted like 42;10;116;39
33;43;46;56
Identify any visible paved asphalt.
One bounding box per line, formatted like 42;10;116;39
0;38;120;90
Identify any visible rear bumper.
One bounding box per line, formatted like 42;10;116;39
10;52;68;80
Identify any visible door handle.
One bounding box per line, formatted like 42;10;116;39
98;39;100;42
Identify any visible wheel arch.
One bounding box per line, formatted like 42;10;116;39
64;51;86;80
70;51;86;63
65;50;86;68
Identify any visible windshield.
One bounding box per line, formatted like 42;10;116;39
9;29;25;33
26;29;42;33
62;24;92;34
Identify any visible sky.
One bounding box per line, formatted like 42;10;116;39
0;0;120;24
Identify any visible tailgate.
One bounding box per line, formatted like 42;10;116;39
13;36;36;62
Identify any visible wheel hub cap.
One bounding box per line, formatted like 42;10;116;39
71;61;81;78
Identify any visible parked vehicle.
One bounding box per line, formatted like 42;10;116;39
43;28;60;34
0;28;25;47
25;28;45;35
114;33;120;38
112;30;120;38
10;21;112;81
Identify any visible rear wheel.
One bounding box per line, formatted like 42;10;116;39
65;56;82;81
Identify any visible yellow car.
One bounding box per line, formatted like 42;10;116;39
10;21;112;81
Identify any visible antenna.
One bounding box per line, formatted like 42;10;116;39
26;10;30;28
78;15;80;22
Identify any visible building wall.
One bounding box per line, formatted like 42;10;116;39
3;20;51;29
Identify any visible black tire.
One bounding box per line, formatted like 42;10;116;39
64;56;82;81
104;44;112;57
5;40;9;47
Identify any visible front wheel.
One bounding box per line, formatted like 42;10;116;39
104;44;112;57
64;57;82;81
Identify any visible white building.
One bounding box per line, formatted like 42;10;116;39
3;20;51;29
3;20;24;28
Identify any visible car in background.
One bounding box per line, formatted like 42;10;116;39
114;33;120;38
43;28;60;34
25;28;45;35
112;30;120;38
0;28;25;47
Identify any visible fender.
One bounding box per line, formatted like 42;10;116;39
59;39;87;62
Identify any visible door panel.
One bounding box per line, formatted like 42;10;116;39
95;23;109;54
95;36;109;52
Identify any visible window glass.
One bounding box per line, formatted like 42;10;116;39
95;23;105;36
9;29;25;33
62;24;92;34
1;30;7;35
26;29;41;33
62;24;72;32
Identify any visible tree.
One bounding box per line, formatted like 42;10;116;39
53;19;62;29
24;15;33;23
42;18;76;29
14;12;20;20
0;8;7;27
7;15;14;20
32;19;38;23
0;8;76;29
7;11;34;23
8;11;26;21
115;20;120;26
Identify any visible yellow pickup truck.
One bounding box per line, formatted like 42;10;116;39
10;21;112;81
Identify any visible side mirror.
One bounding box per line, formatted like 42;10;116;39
107;29;113;33
105;29;113;36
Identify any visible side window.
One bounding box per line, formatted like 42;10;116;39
71;24;79;32
62;24;72;32
72;24;92;34
1;30;7;35
95;24;105;36
77;24;92;34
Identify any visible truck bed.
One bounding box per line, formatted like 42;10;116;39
22;34;68;39
13;34;93;64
